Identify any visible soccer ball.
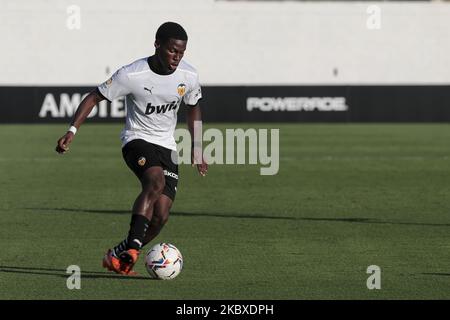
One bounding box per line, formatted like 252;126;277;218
145;243;183;280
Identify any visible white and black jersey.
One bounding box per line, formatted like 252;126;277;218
98;57;202;151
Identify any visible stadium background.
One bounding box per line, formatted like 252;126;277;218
1;0;450;122
1;0;450;300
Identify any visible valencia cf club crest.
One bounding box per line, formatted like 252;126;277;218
177;83;186;97
137;156;146;166
106;78;112;86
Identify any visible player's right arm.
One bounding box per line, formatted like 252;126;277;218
55;66;130;154
55;89;105;154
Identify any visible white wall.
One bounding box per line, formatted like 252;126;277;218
0;0;449;85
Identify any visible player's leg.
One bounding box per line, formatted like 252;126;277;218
142;194;172;246
142;145;178;247
127;165;165;248
104;166;165;274
104;140;165;274
119;166;166;270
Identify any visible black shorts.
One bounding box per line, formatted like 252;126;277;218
122;139;178;201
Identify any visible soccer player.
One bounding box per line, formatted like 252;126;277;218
55;22;207;275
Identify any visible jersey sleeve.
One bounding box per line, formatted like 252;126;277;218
97;67;131;102
183;73;202;106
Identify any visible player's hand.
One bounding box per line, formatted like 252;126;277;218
196;158;208;177
55;132;74;154
191;148;208;177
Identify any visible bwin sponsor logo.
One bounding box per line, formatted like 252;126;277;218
145;101;178;115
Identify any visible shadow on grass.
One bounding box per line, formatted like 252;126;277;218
26;207;298;221
0;265;150;280
25;207;450;227
298;217;450;227
420;272;450;277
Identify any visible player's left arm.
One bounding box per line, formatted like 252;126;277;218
187;103;208;177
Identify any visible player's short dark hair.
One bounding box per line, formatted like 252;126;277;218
156;22;188;44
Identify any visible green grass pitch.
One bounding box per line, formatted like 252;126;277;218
0;123;449;299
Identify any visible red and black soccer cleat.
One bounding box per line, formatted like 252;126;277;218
102;249;140;275
117;249;140;275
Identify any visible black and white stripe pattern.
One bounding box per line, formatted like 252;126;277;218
113;239;128;257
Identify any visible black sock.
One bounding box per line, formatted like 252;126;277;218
112;239;128;257
113;215;150;255
126;214;150;250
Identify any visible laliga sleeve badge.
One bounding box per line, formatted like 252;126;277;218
138;157;146;166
